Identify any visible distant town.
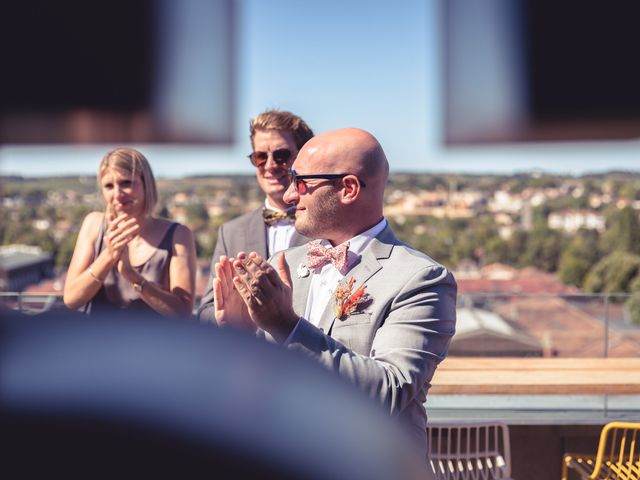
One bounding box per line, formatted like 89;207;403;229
2;171;640;355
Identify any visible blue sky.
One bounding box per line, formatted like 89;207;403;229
1;0;638;178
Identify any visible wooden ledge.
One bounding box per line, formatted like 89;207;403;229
430;357;640;395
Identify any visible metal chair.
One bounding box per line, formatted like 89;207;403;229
427;421;513;479
562;421;640;480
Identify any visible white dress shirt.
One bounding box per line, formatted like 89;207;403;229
304;218;388;327
265;200;297;257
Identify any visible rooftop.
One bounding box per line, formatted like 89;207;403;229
0;245;52;271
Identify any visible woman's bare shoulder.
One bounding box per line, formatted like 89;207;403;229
77;211;106;243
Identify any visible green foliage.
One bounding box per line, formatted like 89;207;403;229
558;230;600;287
600;206;640;255
528;175;561;189
625;293;640;326
499;231;529;265
389;173;449;192
531;205;552;229
519;226;566;272
56;233;78;268
194;233;214;259
3;225;56;256
618;182;640;201
68;205;94;224
546;193;589;210
388;217;452;267
483;236;511;265
4;172;640;274
559;254;592;287
185;203;209;231
583;252;640;293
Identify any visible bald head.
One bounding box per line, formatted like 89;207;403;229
285;128;389;244
300;128;389;191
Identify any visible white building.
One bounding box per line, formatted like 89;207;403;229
547;209;605;233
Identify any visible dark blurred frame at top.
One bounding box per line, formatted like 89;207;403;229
0;0;236;145
441;0;640;145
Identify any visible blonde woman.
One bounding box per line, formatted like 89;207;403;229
64;148;196;318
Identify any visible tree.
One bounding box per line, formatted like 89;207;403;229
519;226;565;272
484;236;510;265
625;293;640;326
558;230;600;287
583;251;640;293
618;182;639;201
56;233;78;269
559;253;591;287
2;221;55;254
195;233;214;259
185;203;209;231
599;206;640;256
626;273;640;325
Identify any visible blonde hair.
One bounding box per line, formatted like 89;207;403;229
98;147;158;217
249;109;314;151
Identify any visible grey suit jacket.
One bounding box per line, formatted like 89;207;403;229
197;207;308;322
281;224;457;449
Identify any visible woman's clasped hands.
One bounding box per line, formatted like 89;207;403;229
105;212;140;265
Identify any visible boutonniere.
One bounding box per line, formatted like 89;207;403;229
334;277;369;320
297;263;310;278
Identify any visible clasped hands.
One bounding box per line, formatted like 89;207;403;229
213;252;299;343
105;211;141;281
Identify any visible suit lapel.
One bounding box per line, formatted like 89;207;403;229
287;247;313;317
287;230;310;316
316;225;396;333
292;275;312;318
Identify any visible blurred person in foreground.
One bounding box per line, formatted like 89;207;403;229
198;109;314;322
214;128;457;452
63;147;197;317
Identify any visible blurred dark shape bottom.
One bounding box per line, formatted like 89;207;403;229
0;310;427;479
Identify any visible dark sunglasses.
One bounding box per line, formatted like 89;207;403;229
288;168;366;194
248;148;293;167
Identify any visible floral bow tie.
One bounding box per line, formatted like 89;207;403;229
263;208;296;226
306;241;350;274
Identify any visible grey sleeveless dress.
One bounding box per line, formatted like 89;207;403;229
85;221;179;315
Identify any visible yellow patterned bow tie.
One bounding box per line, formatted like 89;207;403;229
263;208;296;226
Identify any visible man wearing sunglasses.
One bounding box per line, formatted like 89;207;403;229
197;110;314;323
213;128;457;454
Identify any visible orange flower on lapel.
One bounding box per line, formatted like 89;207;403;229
334;277;369;320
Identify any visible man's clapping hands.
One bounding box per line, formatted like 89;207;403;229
213;252;299;342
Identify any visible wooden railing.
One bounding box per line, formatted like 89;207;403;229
430;358;640;395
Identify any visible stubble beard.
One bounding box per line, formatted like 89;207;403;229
294;187;340;240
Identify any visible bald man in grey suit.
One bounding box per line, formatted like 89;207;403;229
197;110;313;322
213;128;456;456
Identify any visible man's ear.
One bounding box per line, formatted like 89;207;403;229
340;175;361;204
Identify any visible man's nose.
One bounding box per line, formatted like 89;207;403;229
264;154;280;171
283;182;298;205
